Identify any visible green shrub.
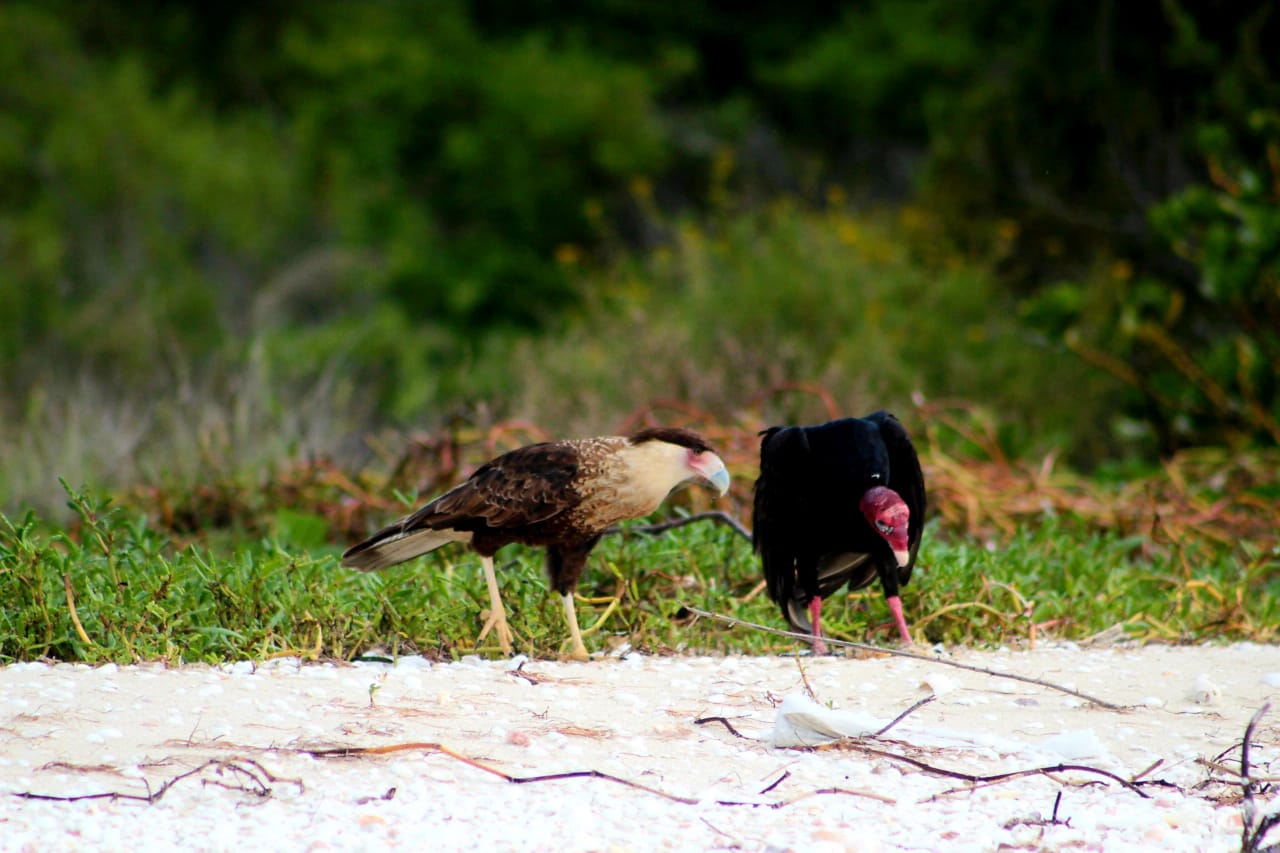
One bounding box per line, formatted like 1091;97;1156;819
1022;111;1280;455
462;203;1110;456
284;3;668;333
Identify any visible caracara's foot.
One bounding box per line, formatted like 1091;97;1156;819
560;592;592;662
477;609;514;656
563;641;590;663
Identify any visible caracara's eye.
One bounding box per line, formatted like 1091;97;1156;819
876;520;893;534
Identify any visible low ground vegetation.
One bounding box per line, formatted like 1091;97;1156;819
3;405;1274;665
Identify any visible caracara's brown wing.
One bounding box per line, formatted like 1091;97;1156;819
417;442;581;530
341;441;584;571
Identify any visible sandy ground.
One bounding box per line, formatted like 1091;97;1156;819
2;642;1278;852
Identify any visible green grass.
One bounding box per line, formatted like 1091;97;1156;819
2;483;1274;665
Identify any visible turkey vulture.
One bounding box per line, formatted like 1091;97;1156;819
752;411;926;652
342;427;730;660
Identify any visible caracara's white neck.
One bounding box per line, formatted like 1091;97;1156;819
618;440;695;509
586;440;694;522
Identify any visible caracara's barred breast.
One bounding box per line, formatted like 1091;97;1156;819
563;437;639;531
568;436;692;531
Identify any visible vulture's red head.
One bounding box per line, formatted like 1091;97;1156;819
860;485;910;567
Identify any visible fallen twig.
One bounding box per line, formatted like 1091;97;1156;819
793;653;818;701
719;786;897;808
831;740;1150;799
1131;758;1165;783
12;759;298;805
699;816;738;842
686;607;1129;711
355;787;397;805
1241;703;1280;853
507;659;542;686
606;511;752;541
693;716;748;739
301;742;697;805
758;770;789;795
875;695;937;737
1198;757;1280;784
1004;791;1071;829
37;761;126;776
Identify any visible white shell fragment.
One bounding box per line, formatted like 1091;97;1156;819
768;694;882;747
918;673;958;696
1187;673;1222;706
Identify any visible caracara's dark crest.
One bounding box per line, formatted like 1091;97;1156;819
341;427;730;660
752;410;926;652
629;426;715;454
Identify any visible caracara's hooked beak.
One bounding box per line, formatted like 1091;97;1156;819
695;452;731;495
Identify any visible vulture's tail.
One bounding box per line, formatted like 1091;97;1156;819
783;552;875;632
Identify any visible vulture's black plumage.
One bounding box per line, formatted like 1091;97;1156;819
752;411;926;650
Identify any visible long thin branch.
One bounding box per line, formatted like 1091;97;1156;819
304;740;899;809
302;742;698;805
831;740;1150;799
686;607;1129;711
605;511;752;541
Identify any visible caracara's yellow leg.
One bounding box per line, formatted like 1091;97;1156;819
476;555;514;656
561;593;590;662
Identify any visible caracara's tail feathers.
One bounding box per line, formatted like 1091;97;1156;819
341;526;472;572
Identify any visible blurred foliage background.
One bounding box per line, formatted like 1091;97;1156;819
2;0;1277;515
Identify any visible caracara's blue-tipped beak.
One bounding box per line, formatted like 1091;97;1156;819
706;460;731;496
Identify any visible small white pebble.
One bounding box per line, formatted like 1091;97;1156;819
85;728;124;743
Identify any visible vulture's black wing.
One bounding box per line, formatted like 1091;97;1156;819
753;426;813;610
866;411;926;577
